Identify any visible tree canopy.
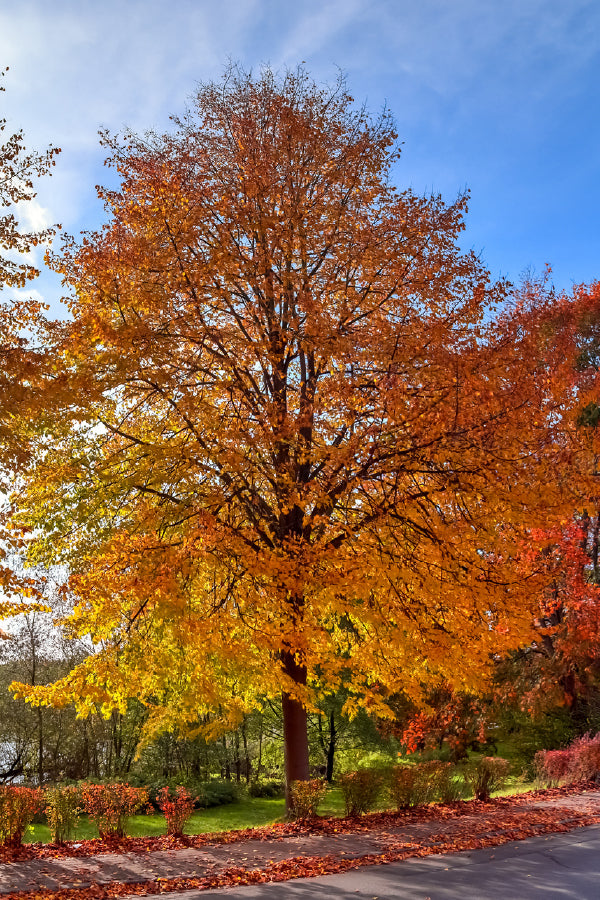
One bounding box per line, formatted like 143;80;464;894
5;66;597;800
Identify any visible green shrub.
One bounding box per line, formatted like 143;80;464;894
137;777;240;810
45;785;81;844
196;779;240;808
339;769;383;816
465;757;510;801
289;779;325;820
248;779;285;798
389;762;446;809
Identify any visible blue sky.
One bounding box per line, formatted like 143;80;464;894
1;0;598;314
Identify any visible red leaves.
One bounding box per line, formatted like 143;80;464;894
155;785;196;836
80;784;149;839
0;787;44;849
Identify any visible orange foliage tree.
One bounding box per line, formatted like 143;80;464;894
6;68;595;803
481;281;600;741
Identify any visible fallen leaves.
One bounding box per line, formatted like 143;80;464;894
0;784;599;900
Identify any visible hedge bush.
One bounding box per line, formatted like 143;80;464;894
535;732;600;786
339;769;384;816
0;786;44;848
289;779;325;820
45;785;81;844
465;757;510;801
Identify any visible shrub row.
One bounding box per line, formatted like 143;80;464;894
0;782;197;848
290;756;511;820
535;732;600;787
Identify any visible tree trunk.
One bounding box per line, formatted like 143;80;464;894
257;714;263;778
234;730;241;782
37;707;44;786
281;649;310;812
325;710;336;783
222;734;231;781
241;720;251;784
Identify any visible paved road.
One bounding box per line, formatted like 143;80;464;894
133;824;600;899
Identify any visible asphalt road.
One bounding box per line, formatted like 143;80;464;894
139;824;600;899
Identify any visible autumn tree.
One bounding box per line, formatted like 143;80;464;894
0;68;58;293
7;67;592;805
492;282;600;731
0;67;59;615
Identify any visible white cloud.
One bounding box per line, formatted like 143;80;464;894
14;199;52;234
5;287;45;307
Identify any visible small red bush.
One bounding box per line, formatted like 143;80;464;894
156;785;196;836
0;786;44;848
534;749;572;787
568;732;600;781
80;783;148;839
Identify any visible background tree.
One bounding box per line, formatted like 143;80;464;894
0;68;58;293
0;66;59;623
7;67;592;807
0;66;59;468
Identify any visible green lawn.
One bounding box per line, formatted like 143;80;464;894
26;797;287;843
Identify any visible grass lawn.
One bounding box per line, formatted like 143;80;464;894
25;796;287;843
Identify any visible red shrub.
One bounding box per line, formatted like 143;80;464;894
568;732;600;781
534;749;572;787
156;786;196;836
80;783;148;839
0;786;44;848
